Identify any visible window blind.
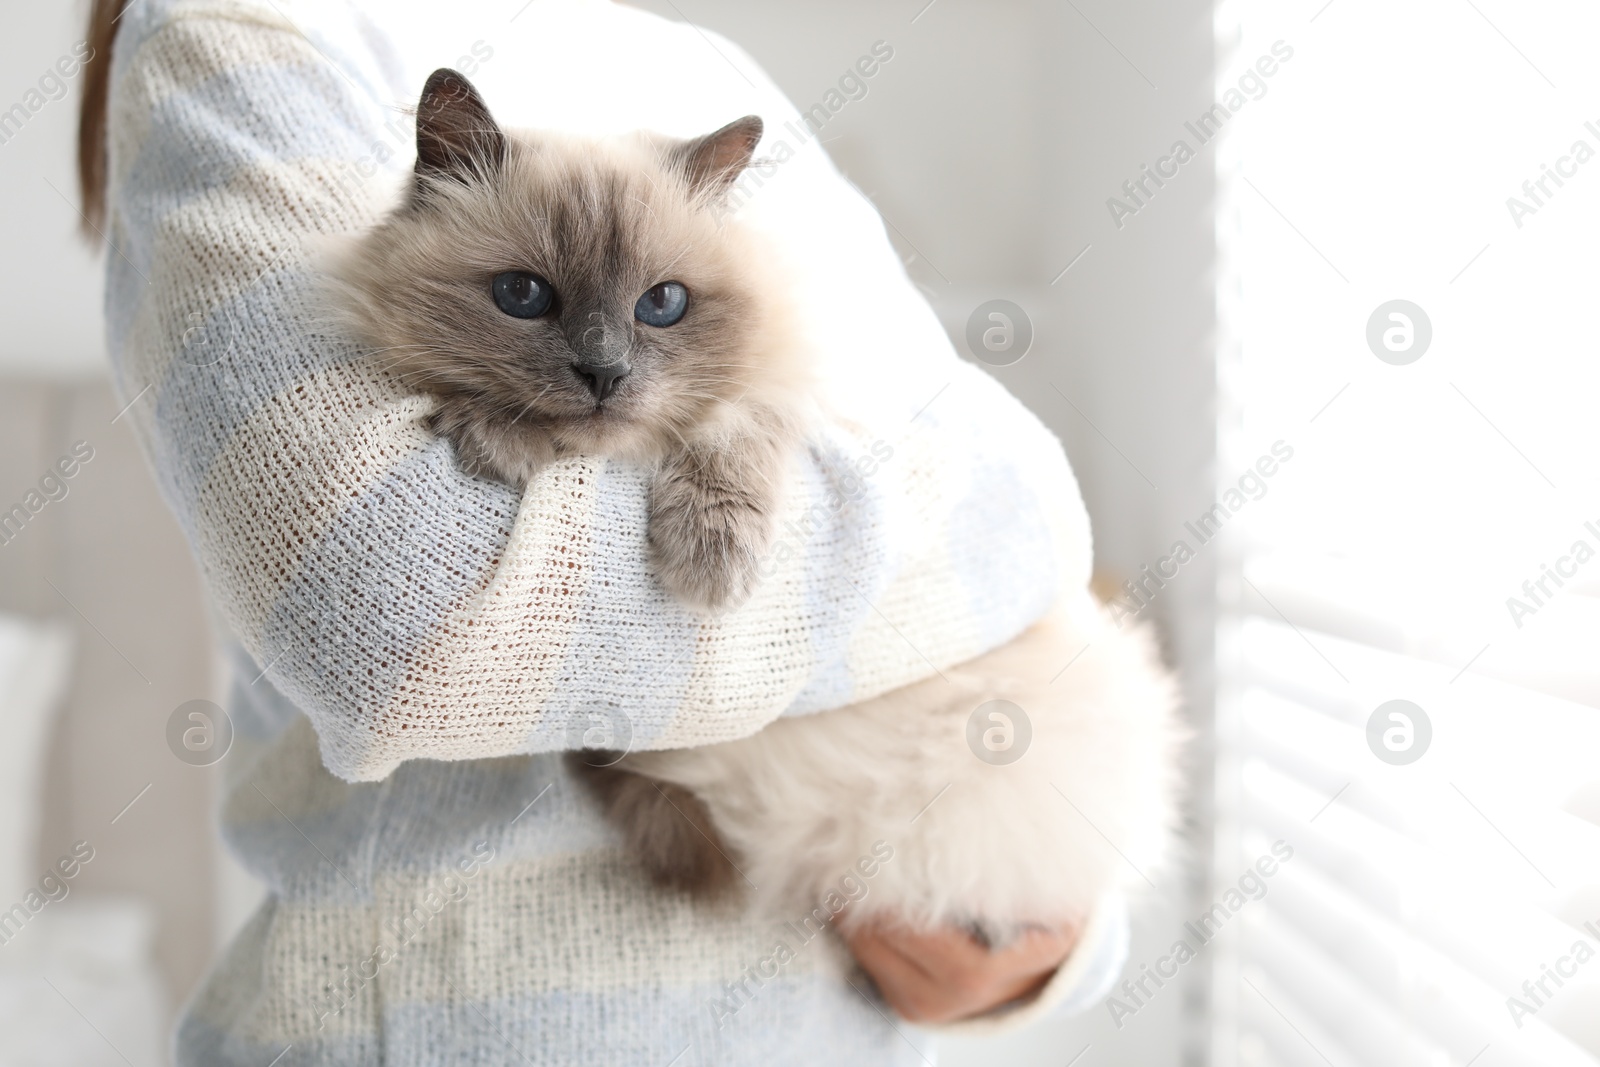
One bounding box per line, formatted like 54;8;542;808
1213;1;1600;1064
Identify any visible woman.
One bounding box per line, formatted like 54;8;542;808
78;0;1127;1061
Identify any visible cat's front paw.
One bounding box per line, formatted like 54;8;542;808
426;406;553;488
648;463;775;610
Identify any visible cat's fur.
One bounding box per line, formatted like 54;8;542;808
330;69;1184;941
585;601;1183;938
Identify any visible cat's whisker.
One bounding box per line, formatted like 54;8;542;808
513;384;560;424
683;377;756;390
672;392;742;408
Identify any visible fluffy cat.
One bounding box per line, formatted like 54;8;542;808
330;69;1184;944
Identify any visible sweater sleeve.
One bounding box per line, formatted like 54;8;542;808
103;0;1094;782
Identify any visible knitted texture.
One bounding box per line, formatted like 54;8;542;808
106;0;1093;782
103;0;1125;1061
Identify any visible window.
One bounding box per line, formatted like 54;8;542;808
1215;1;1600;1064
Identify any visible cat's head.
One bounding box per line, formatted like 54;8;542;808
334;69;793;459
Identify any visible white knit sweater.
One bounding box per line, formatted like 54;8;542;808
103;1;1126;1062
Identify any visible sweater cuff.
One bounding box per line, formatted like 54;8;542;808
928;893;1128;1038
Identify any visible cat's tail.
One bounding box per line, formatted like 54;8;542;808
566;753;741;897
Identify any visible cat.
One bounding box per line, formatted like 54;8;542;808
330;68;1184;945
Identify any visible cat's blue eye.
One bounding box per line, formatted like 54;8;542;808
492;271;554;318
635;281;688;327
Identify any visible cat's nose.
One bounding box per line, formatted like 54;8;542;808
573;360;629;401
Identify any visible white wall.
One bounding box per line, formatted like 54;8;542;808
0;0;109;380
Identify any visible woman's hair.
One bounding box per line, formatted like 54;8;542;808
78;0;130;235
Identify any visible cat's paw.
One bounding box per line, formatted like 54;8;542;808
426;406;552;488
648;467;775;610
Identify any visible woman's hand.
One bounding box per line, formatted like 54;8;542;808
842;919;1080;1024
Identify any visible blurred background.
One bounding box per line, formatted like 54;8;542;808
2;1;1598;1065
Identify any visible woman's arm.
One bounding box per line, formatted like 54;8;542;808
103;2;1093;782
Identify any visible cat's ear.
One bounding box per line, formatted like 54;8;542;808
670;116;763;202
414;68;506;190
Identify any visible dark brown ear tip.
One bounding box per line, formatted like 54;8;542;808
419;67;478;108
422;67;467;91
733;115;763;142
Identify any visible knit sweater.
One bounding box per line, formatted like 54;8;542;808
102;1;1128;1062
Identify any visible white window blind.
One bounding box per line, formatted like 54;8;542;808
1214;1;1600;1065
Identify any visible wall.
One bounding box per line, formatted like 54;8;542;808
0;0;108;378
